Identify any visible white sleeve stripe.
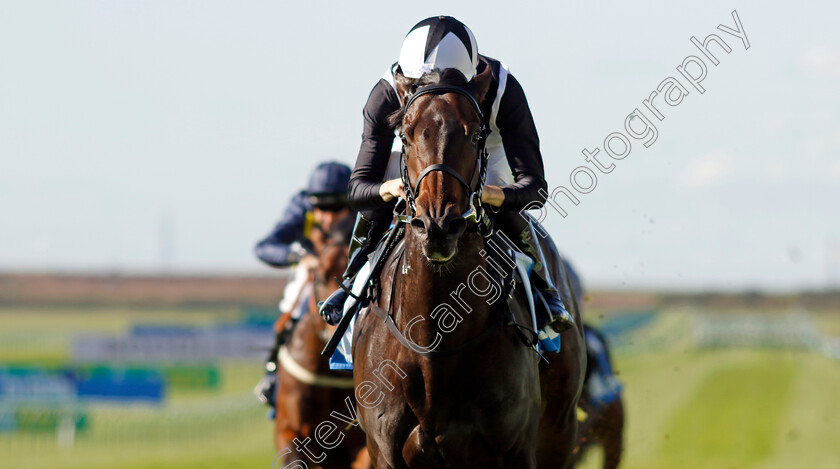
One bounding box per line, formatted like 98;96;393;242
382;65;402;143
490;62;508;134
382;65;399;95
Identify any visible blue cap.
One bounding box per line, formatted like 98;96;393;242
306;162;351;209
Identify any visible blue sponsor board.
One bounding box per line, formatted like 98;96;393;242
0;367;87;433
69;367;166;404
1;366;165;404
0;367;76;404
75;376;164;403
73;363;221;390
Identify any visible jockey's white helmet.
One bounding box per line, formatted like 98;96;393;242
398;16;479;81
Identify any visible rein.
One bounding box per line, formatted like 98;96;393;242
398;84;490;230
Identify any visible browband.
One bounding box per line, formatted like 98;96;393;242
403;84;484;122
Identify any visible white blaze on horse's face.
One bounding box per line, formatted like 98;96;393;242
403;94;481;263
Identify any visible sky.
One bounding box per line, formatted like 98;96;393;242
1;1;839;291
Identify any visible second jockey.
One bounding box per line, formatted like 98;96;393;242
253;161;354;415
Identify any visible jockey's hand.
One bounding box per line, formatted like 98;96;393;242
299;254;319;273
481;185;505;208
379;178;406;203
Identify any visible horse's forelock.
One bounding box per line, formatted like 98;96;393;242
387;69;471;130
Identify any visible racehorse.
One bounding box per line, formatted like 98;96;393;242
274;223;371;469
573;325;624;469
351;67;586;468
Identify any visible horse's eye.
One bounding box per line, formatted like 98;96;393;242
471;132;481;144
400;134;408;145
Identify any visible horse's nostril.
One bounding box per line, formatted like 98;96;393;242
410;217;427;232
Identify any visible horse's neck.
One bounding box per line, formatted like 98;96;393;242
395;230;492;342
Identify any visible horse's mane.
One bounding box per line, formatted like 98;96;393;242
386;68;470;130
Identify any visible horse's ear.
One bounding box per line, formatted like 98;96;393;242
393;68;416;106
468;65;493;106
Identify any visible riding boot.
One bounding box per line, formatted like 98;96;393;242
318;214;386;325
517;223;576;334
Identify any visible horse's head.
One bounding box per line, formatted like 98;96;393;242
309;212;353;299
392;66;493;263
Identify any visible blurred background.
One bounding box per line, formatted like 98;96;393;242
1;1;838;468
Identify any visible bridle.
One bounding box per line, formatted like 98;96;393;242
398;84;490;229
352;85;509;359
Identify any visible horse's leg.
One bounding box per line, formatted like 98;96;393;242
372;451;393;469
538;354;584;467
363;435;392;469
537;405;579;469
273;418;285;451
274;369;310;464
600;401;624;469
537;331;586;468
274;389;296;452
272;431;306;468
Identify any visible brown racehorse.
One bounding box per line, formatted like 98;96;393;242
574;326;625;469
351;67;586;468
274;223;371;469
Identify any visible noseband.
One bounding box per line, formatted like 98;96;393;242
398;84;490;227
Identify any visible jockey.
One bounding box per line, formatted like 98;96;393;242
253;161;353;415
319;16;575;340
255;161;353;271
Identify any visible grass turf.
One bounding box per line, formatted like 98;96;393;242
2;307;839;468
579;349;840;469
